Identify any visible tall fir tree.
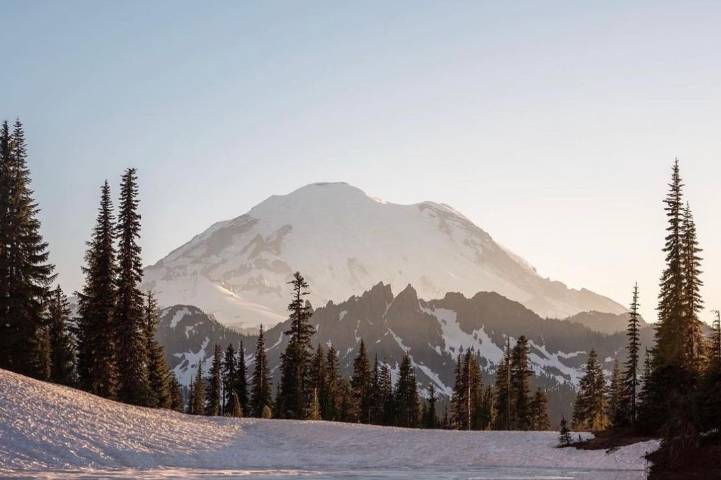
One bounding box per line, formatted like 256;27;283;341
451;350;466;429
380;362;395;426
76;181;118;398
369;355;382;424
310;344;327;420
493;339;513;430
191;360;205;415
235;341;249;415
206;344;222;416
114;168;149;405
351;339;372;423
169;373;184;411
622;283;641;426
0;122;10;359
465;350;486;430
510;336;533;430
394;353;419;428
47;285;76;386
654;159;686;370
278;272;315;419
144;291;171;408
222;343;238;413
324;345;340;421
423;383;438;429
0;120;55;377
680;203;704;372
572;350;608;431
250;325;272;417
607;359;624;427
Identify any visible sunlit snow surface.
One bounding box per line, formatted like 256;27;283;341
0;370;657;479
2;467;649;479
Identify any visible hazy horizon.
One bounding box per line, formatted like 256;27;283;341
2;1;721;323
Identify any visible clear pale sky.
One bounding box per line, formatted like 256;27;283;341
2;1;720;323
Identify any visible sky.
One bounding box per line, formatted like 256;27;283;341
1;1;720;323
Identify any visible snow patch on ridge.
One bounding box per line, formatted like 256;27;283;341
423;306;504;364
168;307;191;329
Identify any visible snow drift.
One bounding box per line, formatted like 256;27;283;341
0;369;657;477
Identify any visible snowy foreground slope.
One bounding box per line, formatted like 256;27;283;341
0;370;658;478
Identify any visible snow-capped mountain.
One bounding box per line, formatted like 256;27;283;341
157;283;653;422
144;182;625;331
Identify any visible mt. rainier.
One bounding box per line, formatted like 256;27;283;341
144;182;624;331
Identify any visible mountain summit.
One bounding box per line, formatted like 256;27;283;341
144;182;624;330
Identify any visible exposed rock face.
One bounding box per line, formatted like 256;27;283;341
144;182;625;331
158;283;652;423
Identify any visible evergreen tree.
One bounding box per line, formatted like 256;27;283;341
114;168;149;405
622;283;641;426
191;361;205;415
510;336;533;430
424;383;437;429
395;353;419;428
235;341;249;415
559;416;572;446
324;345;340;421
464;350;485;430
0;122;10;361
250;325;272;417
680;204;704;372
144;291;171;408
572;350;608;431
206;344;222;416
607;359;624;427
169;373;184;411
493;340;513;430
186;379;195;414
76;181;118;398
451;350;466;429
654;159;688;370
380;362;395;426
310;344;327;419
222;343;237;413
0;120;55;377
47;285;76;386
529;388;550;431
278;272;315;419
369;355;382;424
638;349;653;412
351;339;372;423
336;377;354;422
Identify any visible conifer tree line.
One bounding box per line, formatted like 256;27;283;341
185;271;553;429
569;160;721;457
447;336;550;431
632;160;721;449
0;120;181;411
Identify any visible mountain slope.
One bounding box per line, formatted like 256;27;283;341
0;368;657;477
158;284;653;423
144;182;625;331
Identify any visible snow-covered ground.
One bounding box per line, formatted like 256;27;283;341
0;369;658;479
